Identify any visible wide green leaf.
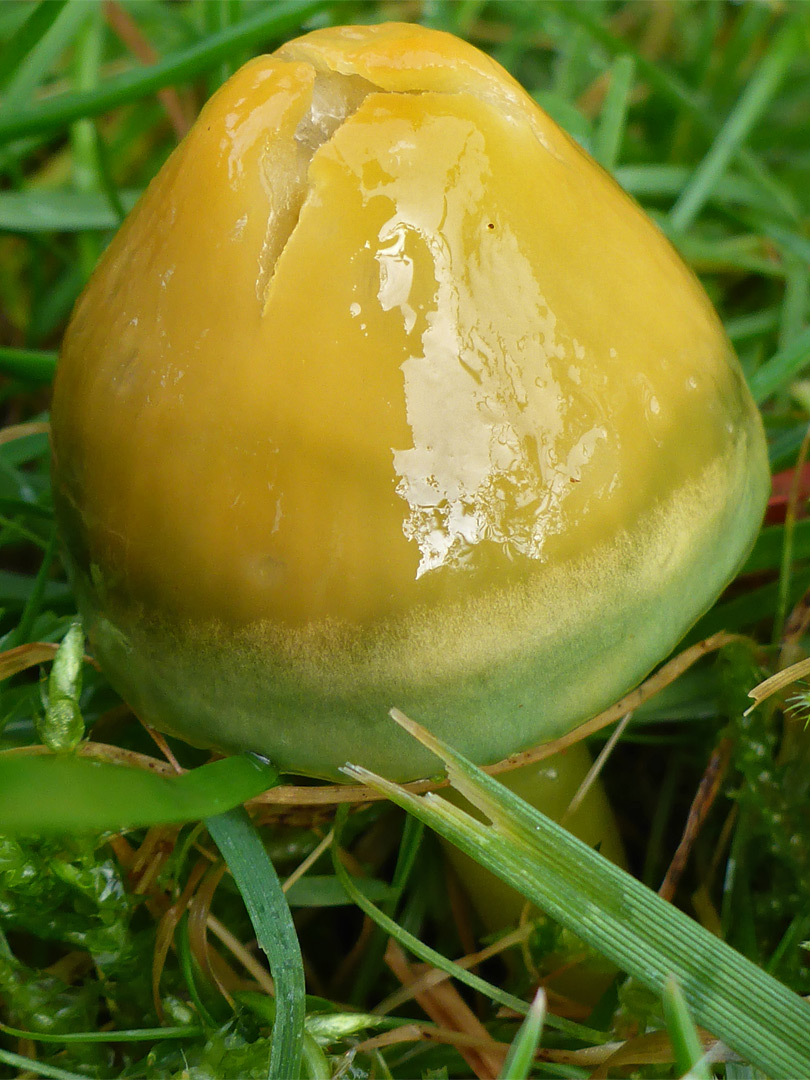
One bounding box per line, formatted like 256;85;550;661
0;752;277;833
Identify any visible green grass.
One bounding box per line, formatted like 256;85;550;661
1;2;810;1077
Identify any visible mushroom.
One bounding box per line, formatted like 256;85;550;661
50;23;769;783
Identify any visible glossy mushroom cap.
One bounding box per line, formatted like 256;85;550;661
51;23;769;781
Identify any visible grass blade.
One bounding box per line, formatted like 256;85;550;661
559;1;801;223
747;325;810;404
344;712;810;1079
743;519;810;575
206;807;306;1080
7;527;57;648
594;54;635;172
552;1;704;118
331;806;608;1044
0;347;58;383
724;308;780;343
0;189;142;231
331;805;529;1019
0;1022;202;1044
669;19;804;231
0;0;91;121
0;0;327;143
0;0;69;93
662;977;712;1080
0;1048;89;1080
778;255;810;351
615;165;785;217
499;989;546;1080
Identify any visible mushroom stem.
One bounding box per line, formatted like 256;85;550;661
442;742;626;935
440;743;626;1004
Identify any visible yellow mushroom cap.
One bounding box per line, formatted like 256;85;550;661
51;23;769;781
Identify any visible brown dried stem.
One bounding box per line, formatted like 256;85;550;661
658;736;733;902
102;1;191;138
